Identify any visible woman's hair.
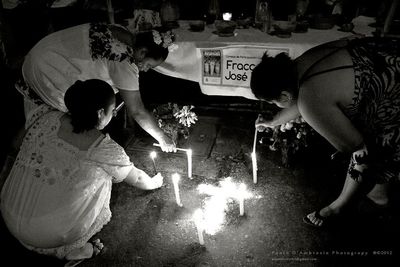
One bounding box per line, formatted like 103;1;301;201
64;79;115;133
250;52;298;101
135;27;175;61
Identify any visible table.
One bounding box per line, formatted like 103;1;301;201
155;16;375;100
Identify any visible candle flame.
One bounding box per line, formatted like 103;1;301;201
172;173;180;184
223;12;232;21
150;151;157;159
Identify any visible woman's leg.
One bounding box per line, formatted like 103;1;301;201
325;176;361;212
322;176;360;215
306;176;361;226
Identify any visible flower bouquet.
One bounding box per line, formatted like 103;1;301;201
260;116;316;166
153;103;198;143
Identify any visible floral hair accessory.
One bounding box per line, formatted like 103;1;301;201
152;29;176;51
152;30;163;45
168;43;179;52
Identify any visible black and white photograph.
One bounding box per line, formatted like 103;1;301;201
1;0;399;266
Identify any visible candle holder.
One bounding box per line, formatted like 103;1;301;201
160;0;180;29
271;20;297;38
236;17;252;29
189;20;205;32
214;20;237;37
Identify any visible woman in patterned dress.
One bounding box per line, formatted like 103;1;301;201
251;37;400;227
19;23;177;152
1;79;164;263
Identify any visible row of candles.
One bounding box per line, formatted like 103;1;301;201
152;129;259;245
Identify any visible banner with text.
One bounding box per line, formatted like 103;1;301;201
200;45;290;99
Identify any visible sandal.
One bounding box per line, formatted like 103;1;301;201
302;209;340;228
64;239;104;267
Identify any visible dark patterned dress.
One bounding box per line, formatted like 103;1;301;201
301;37;400;184
345;37;400;184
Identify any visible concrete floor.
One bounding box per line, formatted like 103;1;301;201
1;111;399;267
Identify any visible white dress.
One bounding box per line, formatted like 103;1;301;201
0;107;134;259
21;23;140;112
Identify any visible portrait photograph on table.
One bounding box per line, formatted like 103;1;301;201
1;0;399;267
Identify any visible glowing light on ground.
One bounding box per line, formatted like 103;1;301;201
197;177;256;235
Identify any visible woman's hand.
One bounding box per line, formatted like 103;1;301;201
255;115;275;132
125;167;164;190
158;135;177;153
151;173;164;189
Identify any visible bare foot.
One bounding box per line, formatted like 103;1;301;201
65;239;104;261
65;243;94;261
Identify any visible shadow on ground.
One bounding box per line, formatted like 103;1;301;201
2;112;399;267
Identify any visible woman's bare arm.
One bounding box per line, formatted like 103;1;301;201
256;103;300;129
118;89;176;152
123;166;163;190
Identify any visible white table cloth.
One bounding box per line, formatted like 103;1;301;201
155;16;375;100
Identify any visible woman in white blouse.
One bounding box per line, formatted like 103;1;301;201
1;79;163;263
19;22;177;152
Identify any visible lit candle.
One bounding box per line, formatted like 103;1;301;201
252;128;258;184
193;209;205;245
150;151;157;174
187;149;192;178
251;151;257;184
253;126;258;152
153;143;189;152
238;183;246;216
223;12;232;21
172;173;183;207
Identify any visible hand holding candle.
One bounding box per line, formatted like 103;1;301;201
153;143;189;152
193;209;205;245
153;143;193;179
172;173;183;207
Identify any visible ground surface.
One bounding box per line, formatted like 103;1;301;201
1;113;400;267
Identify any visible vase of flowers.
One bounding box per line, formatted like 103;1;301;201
153;103;198;144
260;116;315;166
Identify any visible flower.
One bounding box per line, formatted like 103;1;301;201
168;43;179;52
173;105;198;127
110;40;128;55
152;30;162;45
260;116;315;166
152;30;176;49
153;103;197;142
